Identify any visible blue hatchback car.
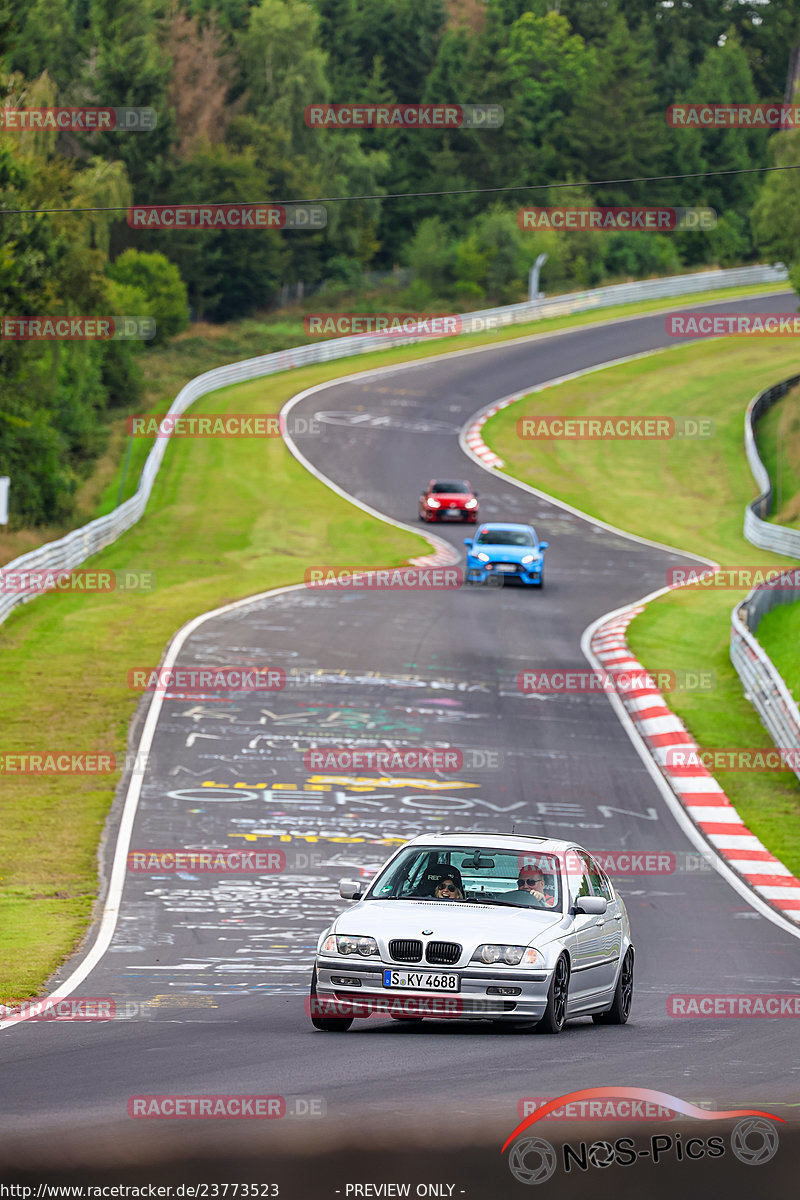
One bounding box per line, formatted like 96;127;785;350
464;522;548;587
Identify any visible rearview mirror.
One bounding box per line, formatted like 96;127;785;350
539;541;549;550
575;896;607;915
463;538;473;546
338;879;363;901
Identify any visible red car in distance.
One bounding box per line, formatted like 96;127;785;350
419;479;479;523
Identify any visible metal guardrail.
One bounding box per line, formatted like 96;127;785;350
743;372;800;555
732;367;800;778
0;262;789;631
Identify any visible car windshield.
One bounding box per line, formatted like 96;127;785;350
474;528;535;547
431;481;470;494
365;845;562;909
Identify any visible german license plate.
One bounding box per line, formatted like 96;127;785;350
383;970;460;992
443;509;462;519
495;563;516;573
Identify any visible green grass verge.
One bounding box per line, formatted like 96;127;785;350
754;602;800;707
0;277;792;1001
754;382;800;526
483;336;800;878
0;369;426;1003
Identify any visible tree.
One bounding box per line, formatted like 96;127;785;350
404;216;456;298
567;13;668;205
751;104;800;270
238;0;329;154
166;5;238;160
495;11;596;188
157;144;286;321
108;248;189;342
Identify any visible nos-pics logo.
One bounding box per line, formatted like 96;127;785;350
502;1088;781;1185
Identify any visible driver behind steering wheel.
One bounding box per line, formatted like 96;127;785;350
516;866;556;907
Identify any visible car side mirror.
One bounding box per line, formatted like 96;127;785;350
575;896;607;915
338;879;363;901
463;538;473;546
474;491;479;498
539;541;549;550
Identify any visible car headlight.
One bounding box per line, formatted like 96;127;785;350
464;498;478;509
471;944;543;967
324;934;379;956
426;497;441;508
521;554;537;565
476;552;490;562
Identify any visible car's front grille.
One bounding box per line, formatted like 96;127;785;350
389;938;423;963
425;941;461;965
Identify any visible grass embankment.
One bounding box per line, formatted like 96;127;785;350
483;337;800;877
0;278;791;1000
755;603;800;706
749;382;800;703
754;382;800;526
0;363;426;1002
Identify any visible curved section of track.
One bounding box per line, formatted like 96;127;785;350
2;295;799;1145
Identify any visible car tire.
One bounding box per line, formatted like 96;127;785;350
309;966;354;1032
592;948;634;1026
535;955;570;1034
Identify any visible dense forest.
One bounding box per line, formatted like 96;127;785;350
2;0;800;524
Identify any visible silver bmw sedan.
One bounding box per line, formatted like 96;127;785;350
309;833;634;1034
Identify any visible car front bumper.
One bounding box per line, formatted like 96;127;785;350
466;560;543;585
426;507;477;521
313;956;553;1021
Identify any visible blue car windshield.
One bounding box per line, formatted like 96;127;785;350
475;528;535;547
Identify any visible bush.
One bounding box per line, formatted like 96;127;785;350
108;250;190;344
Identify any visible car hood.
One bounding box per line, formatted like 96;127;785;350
432;492;471;504
335;899;563;947
470;543;542;563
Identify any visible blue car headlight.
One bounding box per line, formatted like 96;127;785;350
475;552;490;562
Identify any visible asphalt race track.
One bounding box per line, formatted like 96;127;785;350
2;296;800;1177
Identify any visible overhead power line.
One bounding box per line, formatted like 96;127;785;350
1;162;799;217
